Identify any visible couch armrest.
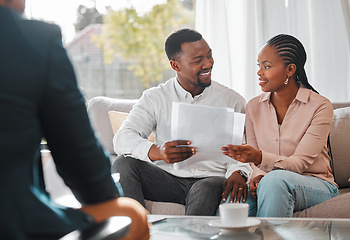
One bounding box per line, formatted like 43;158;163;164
87;96;137;155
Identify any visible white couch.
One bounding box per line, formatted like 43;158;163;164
87;96;350;217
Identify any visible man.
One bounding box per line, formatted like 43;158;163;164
113;28;251;215
0;1;149;239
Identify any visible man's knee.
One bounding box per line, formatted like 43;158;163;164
190;177;225;196
112;155;139;174
186;177;225;215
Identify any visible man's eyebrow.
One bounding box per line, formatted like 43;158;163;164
192;56;202;60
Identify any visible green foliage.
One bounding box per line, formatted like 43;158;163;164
94;0;195;88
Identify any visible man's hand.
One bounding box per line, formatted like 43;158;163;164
81;197;150;240
148;140;196;163
222;171;248;203
249;175;264;199
222;144;262;165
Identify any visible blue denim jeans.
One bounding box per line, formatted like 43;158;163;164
245;170;339;217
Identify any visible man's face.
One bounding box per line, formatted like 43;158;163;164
171;38;214;93
2;0;26;14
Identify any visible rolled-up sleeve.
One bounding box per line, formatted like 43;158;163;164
113;91;156;161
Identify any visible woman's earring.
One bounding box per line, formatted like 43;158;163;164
284;76;289;85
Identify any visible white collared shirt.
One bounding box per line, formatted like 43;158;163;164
114;77;252;179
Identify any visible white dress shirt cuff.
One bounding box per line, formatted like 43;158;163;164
130;140;154;162
225;163;252;184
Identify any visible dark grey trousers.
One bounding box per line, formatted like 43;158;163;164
112;155;225;216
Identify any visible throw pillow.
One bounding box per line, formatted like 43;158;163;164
330;107;350;188
108;111;155;142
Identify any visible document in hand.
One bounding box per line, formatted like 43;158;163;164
171;102;245;170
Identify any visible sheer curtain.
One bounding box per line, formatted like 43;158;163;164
196;0;350;102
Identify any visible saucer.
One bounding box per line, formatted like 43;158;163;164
208;218;261;230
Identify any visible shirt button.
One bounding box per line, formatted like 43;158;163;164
275;138;278;142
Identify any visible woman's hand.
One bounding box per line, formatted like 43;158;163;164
222;171;248;203
222;144;262;165
249;175;264;199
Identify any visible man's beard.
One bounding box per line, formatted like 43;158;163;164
197;78;211;88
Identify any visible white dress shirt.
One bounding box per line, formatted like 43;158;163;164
114;77;252;179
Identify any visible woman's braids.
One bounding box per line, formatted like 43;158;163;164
267;34;318;94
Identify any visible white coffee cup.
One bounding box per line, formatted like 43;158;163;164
219;203;249;227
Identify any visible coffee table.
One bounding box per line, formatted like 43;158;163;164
148;215;350;240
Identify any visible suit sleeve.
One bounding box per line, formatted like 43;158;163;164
39;25;119;204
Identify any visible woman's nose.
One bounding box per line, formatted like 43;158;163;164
257;67;262;76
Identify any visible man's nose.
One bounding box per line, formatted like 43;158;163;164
203;57;213;69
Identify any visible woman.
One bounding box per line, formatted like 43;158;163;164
222;34;339;217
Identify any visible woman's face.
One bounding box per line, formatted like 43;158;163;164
257;44;289;93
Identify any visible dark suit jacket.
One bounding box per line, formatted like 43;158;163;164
0;6;119;239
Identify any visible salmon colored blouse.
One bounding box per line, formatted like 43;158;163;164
246;86;337;187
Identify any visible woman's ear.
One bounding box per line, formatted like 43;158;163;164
287;63;297;77
170;59;180;72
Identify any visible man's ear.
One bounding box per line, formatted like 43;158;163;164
170;59;180;72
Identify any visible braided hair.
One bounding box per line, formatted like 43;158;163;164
267;34;318;94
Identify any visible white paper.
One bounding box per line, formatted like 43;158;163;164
171;102;245;170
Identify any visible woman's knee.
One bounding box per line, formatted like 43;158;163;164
257;170;291;194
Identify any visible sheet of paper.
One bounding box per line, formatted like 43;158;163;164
171;102;245;170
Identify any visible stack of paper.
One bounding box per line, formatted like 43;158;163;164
171;102;245;170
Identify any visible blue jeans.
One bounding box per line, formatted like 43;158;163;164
245;170;339;217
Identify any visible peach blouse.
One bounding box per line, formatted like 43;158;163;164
246;86;337;186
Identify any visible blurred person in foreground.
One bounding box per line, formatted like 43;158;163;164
0;0;149;239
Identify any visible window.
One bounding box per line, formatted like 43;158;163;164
26;0;196;100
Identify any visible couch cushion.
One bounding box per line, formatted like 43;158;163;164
293;192;350;218
145;200;185;215
108;110;155;142
108;111;129;135
87;97;137;154
330;107;350;188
